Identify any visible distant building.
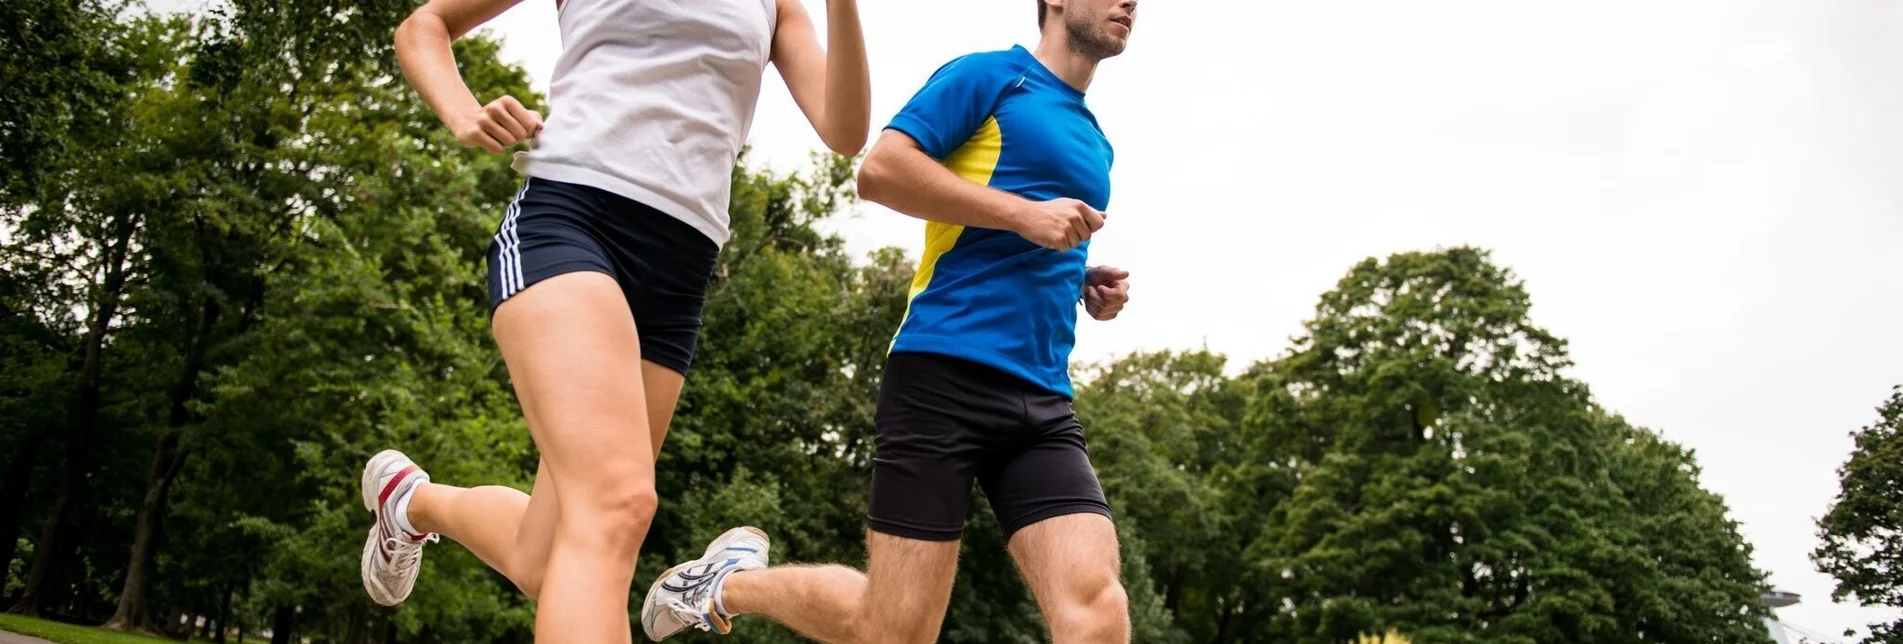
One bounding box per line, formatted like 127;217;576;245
1763;591;1800;643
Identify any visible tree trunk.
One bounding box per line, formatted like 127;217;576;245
0;430;50;575
233;584;246;642
270;606;295;644
212;583;233;644
105;295;218;630
343;603;368;644
9;479;76;617
48;501;100;620
101;430;187;630
162;607;189;637
1214;597;1235;643
9;213;138;616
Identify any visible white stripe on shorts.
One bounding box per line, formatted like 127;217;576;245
495;182;531;298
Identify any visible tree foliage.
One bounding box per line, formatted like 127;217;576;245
1072;250;1772;644
1815;386;1903;643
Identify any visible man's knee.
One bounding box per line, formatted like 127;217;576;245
1050;568;1130;642
858;615;943;644
1096;579;1131;623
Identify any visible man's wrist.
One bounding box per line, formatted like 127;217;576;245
996;196;1031;234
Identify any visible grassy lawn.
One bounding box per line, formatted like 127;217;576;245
0;614;180;644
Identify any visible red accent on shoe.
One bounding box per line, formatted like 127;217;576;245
377;464;421;508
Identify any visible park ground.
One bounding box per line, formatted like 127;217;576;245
0;615;179;644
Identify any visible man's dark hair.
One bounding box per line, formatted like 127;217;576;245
1036;0;1049;28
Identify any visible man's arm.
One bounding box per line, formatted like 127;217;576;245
858;130;1104;251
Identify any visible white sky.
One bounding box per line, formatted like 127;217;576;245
470;1;1903;637
150;0;1893;637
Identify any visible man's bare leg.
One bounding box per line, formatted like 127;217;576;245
676;531;960;644
1008;513;1129;644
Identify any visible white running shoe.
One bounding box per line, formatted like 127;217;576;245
359;449;437;606
640;527;771;640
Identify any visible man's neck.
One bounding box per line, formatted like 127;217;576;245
1033;33;1099;93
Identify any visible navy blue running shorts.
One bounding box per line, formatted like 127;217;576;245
485;177;720;376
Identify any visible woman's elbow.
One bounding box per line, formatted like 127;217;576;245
394;11;428;51
394;8;452;51
824;126;869;158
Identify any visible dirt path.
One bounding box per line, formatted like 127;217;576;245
0;631;55;644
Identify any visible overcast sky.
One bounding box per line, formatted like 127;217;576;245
373;0;1903;637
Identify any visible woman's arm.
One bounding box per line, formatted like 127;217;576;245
770;0;871;156
395;0;544;153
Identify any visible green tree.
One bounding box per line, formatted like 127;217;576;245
1598;412;1771;642
90;0;530;631
1815;385;1903;643
4;13;198;618
1074;349;1244;642
172;29;550;643
0;248;77;598
1234;247;1769;643
1;0;559;633
0;0;136;203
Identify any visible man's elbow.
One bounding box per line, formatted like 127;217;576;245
857;130;933;206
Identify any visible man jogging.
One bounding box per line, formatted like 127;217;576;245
640;1;1140;642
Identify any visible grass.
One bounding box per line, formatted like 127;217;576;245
0;614;180;644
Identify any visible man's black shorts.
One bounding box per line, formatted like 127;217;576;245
485;177;719;376
867;351;1113;542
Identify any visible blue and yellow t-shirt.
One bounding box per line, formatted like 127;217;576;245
885;45;1114;399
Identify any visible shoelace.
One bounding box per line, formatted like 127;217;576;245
662;598;714;632
660;565;725;631
383;534;438;574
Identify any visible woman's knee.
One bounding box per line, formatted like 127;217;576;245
561;465;658;533
570;472;657;527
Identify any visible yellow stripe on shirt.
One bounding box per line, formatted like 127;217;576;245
890;116;1005;349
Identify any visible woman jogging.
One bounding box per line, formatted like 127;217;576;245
355;0;869;641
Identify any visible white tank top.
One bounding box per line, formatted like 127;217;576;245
512;0;777;246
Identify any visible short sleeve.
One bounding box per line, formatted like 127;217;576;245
885;54;1009;160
